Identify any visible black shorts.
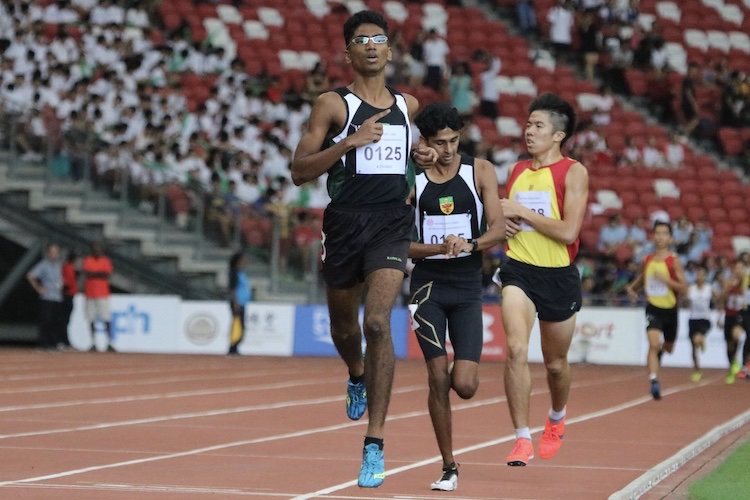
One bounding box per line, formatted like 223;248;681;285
321;203;414;288
724;315;743;342
409;278;483;362
646;303;678;343
688;319;711;339
498;259;582;322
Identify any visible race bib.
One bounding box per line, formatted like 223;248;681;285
355;124;406;175
646;276;669;297
423;213;472;260
514;191;551;231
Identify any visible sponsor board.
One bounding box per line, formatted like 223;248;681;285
69;294;181;352
177;301;232;354
293;306;409;358
239;303;295;356
406;304;507;361
528;307;642;365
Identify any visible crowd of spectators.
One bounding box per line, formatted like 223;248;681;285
0;0;745;293
503;0;750;157
0;0;334;277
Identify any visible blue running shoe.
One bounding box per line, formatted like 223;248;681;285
346;379;367;420
650;379;661;400
358;443;385;488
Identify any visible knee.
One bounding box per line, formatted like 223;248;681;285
362;315;390;341
506;342;529;364
452;377;478;400
545;358;567;377
329;319;359;340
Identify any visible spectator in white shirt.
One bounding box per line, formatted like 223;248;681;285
478;51;501;119
619;137;641;166
421;29;449;91
665;133;685;168
547;1;575;62
592;85;614;126
642;136;665;168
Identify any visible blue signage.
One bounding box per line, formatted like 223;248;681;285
293;306;408;358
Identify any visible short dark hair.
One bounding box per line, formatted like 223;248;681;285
414;102;464;139
343;10;388;45
528;93;576;148
653;220;672;234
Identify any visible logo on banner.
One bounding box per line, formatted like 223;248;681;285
111;305;150;339
183;313;219;346
439;196;454;215
248;310;276;332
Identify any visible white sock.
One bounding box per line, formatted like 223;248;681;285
549;407;566;423
649;373;658;381
515;427;532;441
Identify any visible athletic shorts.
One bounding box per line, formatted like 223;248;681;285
498;259;582;322
646;303;678;343
321;204;414;288
724;314;743;342
409;278;483;362
86;298;111;322
688;319;711;339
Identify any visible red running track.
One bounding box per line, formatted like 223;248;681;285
0;349;747;499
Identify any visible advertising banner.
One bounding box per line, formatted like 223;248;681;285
293;306;409;358
177;301;232;354
528;307;643;365
69;294;181;352
239;303;295;356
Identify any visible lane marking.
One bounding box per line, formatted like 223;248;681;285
290;378;720;499
0;373;641;487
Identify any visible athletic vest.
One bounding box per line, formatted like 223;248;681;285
505;157;579;267
413;156;483;281
325;86;412;208
644;253;679;309
688;283;712;320
724;281;747;317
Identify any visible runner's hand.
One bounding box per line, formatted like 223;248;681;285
411;146;438;169
350;109;391;148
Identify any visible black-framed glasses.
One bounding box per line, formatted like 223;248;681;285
348;34;389;46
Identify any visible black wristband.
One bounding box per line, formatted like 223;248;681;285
472;239;479;252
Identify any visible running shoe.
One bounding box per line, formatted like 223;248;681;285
650;379;662;400
730;361;741;375
346;379;367;420
539;416;565;459
726;371;736;384
691;370;702;383
358;443;385;488
431;463;458;491
506;438;534;466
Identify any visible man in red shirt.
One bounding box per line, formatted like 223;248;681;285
83;242;115;352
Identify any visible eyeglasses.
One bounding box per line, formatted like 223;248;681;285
348;34;389;46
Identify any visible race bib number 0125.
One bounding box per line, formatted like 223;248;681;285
356;124;406;175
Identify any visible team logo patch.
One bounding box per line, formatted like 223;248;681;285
439;196;454;215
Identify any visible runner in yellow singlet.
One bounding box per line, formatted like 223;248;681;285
626;222;688;399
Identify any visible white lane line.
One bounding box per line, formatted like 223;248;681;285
609;407;750;500
289;378;720;500
0;367;313;395
0;377;344;413
0;373;640;487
